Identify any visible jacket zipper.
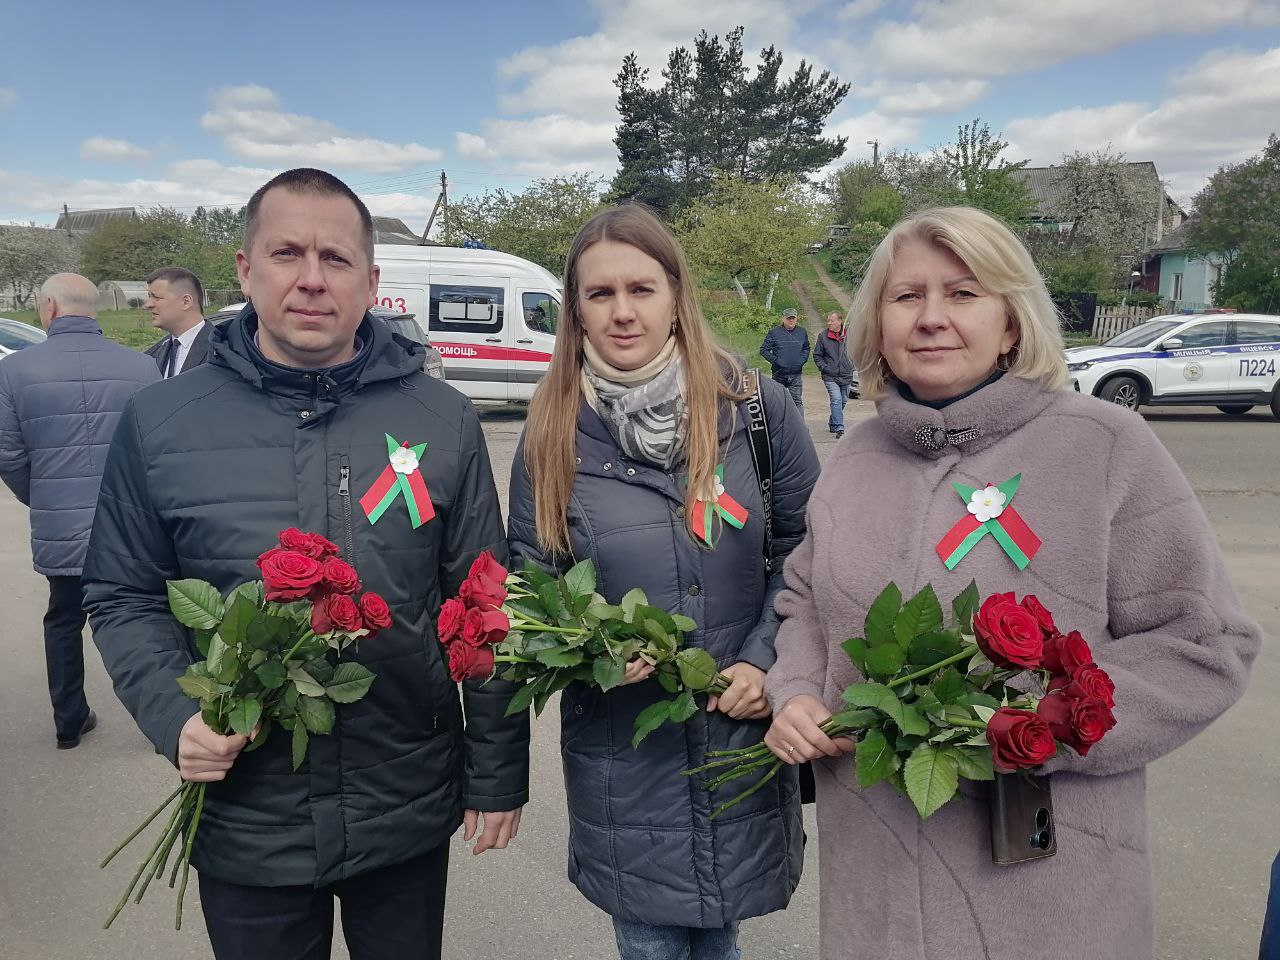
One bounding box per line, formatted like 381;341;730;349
339;458;356;568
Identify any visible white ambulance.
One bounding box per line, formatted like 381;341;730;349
372;245;561;402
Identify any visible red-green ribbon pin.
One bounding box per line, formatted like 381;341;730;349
691;464;748;546
935;473;1041;571
359;434;435;528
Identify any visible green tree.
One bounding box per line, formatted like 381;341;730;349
939;119;1035;223
611;27;849;216
828;221;890;287
80;207;238;296
444;174;605;276
0;226;80;308
879;149;962;214
827;161;902;228
190;206;246;246
1186;134;1280;312
678;176;822;304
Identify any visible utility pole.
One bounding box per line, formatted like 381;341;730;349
421;170;449;244
62;203;71;236
866;140;880;168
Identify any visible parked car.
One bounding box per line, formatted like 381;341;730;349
0;316;47;357
207;304;445;380
1066;312;1280;419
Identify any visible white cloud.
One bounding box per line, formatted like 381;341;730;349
200;85;441;173
79;137;152;164
838;0;886;20
848;79;991;115
1004;45;1280;201
453;115;618;178
0;87;16;109
454;132;497;162
864;0;1280;78
826;111;923;155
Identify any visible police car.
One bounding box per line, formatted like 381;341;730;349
1066;313;1280;419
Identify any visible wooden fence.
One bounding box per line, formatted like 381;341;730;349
1091;305;1157;341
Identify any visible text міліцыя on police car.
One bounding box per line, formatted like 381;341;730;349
1066;313;1280;420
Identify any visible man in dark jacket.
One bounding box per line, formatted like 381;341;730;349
0;273;158;748
143;266;210;377
759;307;809;414
812;311;857;438
82;169;528;960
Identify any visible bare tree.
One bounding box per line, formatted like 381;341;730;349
0;226;80;308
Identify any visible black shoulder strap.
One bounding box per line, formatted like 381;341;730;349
741;369;774;575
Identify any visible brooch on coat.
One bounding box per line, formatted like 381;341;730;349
691;464;748;546
360;434;436;529
935;473;1040;570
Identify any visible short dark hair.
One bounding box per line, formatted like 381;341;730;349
243;168;374;262
146;266;203;309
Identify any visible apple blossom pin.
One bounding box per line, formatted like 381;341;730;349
691;464;748;546
360;434;435;528
936;473;1041;570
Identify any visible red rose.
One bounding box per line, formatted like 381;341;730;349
1037;691;1116;757
462;606;510;648
310;594;335;634
973;593;1044;670
321;557;360;594
278;527;321;557
308;533;340;558
437;598;467;644
1049;664;1117;709
1041;630;1094;677
257;548;324;601
359;592;393;632
468;550;509;586
447;640;495;683
986;707;1057;772
325;593;364;633
1020;595;1058;637
459;572;507;609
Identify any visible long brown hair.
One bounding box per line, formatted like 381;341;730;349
523;204;746;556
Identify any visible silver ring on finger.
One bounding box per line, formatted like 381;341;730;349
785;744;796;755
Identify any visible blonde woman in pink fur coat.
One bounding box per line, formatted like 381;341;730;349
763;206;1260;960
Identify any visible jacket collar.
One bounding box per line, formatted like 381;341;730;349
825;328;846;341
875;373;1057;460
206;305;423;405
46;315;102;337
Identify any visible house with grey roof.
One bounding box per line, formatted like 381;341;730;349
54;206;138;237
1136;222;1227;313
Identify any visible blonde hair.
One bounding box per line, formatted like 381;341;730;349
849;206;1068;399
522;205;746;557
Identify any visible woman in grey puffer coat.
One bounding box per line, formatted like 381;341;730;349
508;206;820;960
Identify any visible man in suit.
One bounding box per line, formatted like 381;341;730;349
0;273;158;748
144;266;209;377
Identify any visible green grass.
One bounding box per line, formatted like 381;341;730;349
794;257;843;318
5;309;163;350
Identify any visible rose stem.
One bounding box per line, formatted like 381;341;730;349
887;644;980;689
173;784;207;931
710;764;782;820
99;783;186;868
132;793;190;904
102;789;190;931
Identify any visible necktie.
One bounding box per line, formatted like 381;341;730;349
162;337;178;378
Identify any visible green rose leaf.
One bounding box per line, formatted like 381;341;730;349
675;648;720;691
242;717;272;752
230;580;265;607
286;666;326;698
669;688;698;724
166;579;225;630
303;658;335;685
326;662;376;704
254;659;287;690
535;648;585;668
564;559;597;600
291;721;309;771
505;677;545;717
619;588;648;622
904;742;960;819
656;669;680;693
913;687;944;719
631;698;673;749
220;592;258;647
907;630;963;667
952;580;981;632
828;707;880;731
298;695;335;735
855;727;898;788
931;668;968;705
206;633;230;677
863;582;902;648
843;683;929;736
593;657;626;692
538;582;564;619
841;636;869;674
671;614;697;633
176;672;222;701
194;628;215;657
586;600;623;622
520;559;554;591
894;585;944;648
228;698;262;737
862;641;907;680
947;745;995;782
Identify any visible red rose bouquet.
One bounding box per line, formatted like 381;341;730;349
101;528;389;930
686;583;1116;819
439;552;731;747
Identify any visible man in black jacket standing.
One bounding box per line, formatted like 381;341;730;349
759;307;810;414
812;311;857;438
83;169;528;960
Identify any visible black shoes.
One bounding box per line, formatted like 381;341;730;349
57;709;97;750
835;429;844;439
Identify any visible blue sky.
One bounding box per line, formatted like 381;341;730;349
1;0;1278;229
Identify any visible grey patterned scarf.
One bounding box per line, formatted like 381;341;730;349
581;337;687;470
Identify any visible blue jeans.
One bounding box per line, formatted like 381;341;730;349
823;378;847;433
612;919;741;960
1262;850;1280;959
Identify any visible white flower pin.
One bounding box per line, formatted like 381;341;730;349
389;445;420;475
967;484;1006;523
711;475;726;502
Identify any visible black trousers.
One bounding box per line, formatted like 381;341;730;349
44;575;89;740
199;843;450;960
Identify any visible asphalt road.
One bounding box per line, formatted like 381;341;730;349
0;381;1275;960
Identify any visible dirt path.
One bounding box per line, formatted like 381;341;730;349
789;279;823;335
810;256;852;312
